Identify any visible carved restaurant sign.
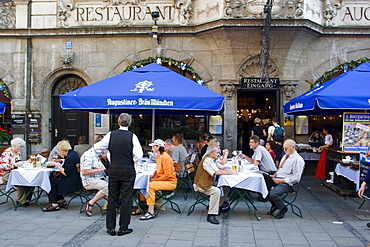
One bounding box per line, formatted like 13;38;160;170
241;77;280;89
58;0;189;27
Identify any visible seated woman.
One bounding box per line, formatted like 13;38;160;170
139;139;177;220
43;140;82;211
309;130;324;148
0;138;32;206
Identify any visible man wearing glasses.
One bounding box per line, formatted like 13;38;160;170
240;135;277;174
264;139;305;219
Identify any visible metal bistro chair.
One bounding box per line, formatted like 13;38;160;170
0;184;16;207
274;181;303;219
155;189;181;215
186;163;210;216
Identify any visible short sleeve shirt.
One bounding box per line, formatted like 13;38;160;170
252;145;277;172
202;157;219;177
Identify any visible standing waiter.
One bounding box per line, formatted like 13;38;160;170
94;113;143;236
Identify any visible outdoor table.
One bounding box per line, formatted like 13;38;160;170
217;161;268;220
335;163;360;191
133;158;156;197
6;167;56;211
299;152;321;161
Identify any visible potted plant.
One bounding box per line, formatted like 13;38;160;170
0;127;12;144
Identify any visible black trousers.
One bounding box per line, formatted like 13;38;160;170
106;176;135;231
49;176;64;203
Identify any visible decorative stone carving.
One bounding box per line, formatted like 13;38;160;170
223;82;236;100
197;3;220;17
283;82;296;100
0;1;16;29
61;52;74;68
238;55;279;78
323;0;342;26
224;0;305;19
176;0;193;26
226;125;233;141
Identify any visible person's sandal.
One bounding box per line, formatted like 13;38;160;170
85;201;94;217
140;212;156;220
58;200;67;208
43;205;60;212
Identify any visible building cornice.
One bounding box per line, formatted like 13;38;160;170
1;19;370;38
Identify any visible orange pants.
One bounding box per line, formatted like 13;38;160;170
139;181;176;205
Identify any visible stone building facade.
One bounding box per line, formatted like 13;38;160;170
1;0;370;154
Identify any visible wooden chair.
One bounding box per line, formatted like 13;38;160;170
173;162;188;200
39;151;50;158
0;145;9;154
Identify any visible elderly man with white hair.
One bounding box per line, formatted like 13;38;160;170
193;145;237;225
264;139;305;219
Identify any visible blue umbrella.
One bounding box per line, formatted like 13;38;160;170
284;62;370;115
0;102;6;114
60;63;224;115
60;63;224;139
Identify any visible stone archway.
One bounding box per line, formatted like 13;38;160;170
42;68;91;149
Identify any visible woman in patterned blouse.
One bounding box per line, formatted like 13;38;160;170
0;138;33;206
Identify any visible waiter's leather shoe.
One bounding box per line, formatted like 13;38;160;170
118;228;133;236
276;207;288;219
106;229;116;236
367;222;370;228
267;206;277;215
207;215;220;224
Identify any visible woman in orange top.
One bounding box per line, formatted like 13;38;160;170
140;139;177;220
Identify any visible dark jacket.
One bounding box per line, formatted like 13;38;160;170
58;150;83;195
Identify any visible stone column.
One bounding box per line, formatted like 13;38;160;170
222;82;237;154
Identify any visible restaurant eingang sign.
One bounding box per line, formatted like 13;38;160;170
241;77;280;89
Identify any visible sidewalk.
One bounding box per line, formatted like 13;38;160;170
1;175;369;247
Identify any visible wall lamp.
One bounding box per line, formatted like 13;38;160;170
150;11;161;45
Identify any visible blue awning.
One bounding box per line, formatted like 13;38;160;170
284;62;370;115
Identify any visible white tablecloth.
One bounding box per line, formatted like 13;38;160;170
335;163;360;191
218;164;268;198
134;159;156;197
6;168;55;193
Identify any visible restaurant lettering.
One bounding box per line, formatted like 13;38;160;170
241;77;280;89
107;98;174;106
76;5;173;22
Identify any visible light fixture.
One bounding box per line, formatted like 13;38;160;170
150;11;161;45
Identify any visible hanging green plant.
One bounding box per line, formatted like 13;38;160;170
124;57;203;83
0;79;12;99
313;57;370;88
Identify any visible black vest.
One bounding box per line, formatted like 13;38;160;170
108;129;135;180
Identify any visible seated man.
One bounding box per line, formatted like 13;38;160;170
240;135;277;174
164;139;188;173
80;141;108;217
265;139;305;219
74;135;92;157
193;145;237;224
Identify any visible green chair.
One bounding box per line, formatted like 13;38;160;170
66;188;106;215
186;163;210;216
274;182;303;219
0;185;16;207
155;189;181;215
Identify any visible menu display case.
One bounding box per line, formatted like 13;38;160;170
324;147;359;195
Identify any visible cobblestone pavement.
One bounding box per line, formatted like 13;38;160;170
1;175;369;247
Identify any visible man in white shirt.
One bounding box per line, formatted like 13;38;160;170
265;139;305;219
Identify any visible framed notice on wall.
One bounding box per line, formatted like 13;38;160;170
209;115;223;135
343;112;370;152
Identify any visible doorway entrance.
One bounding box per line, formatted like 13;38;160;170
51;75;88;147
236;89;279;150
